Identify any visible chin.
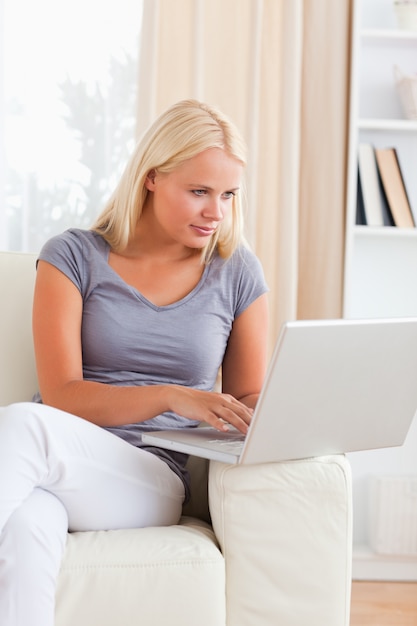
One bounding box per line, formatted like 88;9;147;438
185;237;210;250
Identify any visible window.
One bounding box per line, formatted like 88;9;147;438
1;0;143;251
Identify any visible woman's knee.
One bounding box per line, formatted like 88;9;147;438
0;402;72;453
0;402;44;431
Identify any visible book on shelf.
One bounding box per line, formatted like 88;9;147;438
356;169;367;226
357;143;393;227
374;147;415;229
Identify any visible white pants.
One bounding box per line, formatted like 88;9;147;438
0;402;185;626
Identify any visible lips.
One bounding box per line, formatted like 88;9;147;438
190;225;217;236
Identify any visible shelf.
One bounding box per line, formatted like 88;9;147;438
354;225;417;238
345;1;417;581
358;118;417;131
361;28;417;40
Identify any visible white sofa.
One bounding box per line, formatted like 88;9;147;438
0;250;353;626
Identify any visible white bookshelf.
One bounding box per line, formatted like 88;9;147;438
358;119;417;131
344;0;417;580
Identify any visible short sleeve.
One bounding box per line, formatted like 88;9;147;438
37;229;86;293
233;246;269;318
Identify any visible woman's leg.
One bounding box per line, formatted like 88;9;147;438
0;488;68;626
0;402;185;533
0;402;185;626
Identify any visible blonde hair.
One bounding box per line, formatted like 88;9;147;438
91;99;248;261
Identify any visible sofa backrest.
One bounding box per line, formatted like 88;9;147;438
0;251;38;405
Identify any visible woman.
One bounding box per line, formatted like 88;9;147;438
0;99;269;625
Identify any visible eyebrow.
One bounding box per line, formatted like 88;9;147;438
188;184;240;192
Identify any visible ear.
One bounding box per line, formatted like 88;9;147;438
145;169;157;191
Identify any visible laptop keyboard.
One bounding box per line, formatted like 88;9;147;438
207;434;245;448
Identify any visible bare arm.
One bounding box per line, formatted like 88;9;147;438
32;260;253;432
221;292;269;409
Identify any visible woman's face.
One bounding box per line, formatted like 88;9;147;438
144;147;243;250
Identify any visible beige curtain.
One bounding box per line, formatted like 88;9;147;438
137;0;353;352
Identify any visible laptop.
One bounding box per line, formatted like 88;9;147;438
141;318;417;464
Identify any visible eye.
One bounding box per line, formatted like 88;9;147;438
222;191;236;199
192;189;207;196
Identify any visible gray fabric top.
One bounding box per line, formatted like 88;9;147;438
35;228;268;500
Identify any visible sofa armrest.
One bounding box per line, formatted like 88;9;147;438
208;455;352;626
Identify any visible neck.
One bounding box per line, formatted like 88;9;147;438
121;221;199;263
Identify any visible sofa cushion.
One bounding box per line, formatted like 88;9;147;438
56;517;225;626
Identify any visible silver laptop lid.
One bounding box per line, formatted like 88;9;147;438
239;318;417;463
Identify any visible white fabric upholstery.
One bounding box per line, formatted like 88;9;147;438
210;458;352;626
0;252;38;405
0;251;353;625
56;518;225;626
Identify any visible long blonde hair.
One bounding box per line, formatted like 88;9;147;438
91;99;248;261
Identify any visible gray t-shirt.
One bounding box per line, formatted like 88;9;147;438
35;228;268;499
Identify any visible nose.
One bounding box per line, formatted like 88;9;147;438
202;197;224;221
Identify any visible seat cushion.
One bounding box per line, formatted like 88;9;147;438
56;517;225;626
